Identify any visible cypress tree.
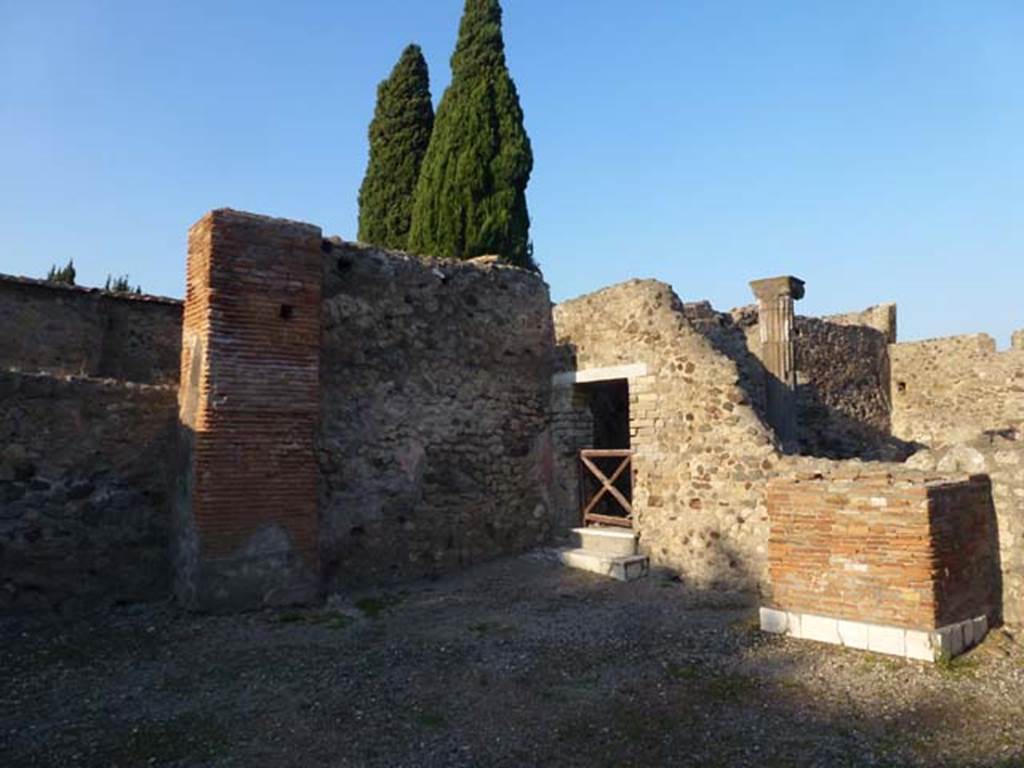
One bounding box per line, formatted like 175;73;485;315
408;0;535;269
357;44;434;250
45;259;76;285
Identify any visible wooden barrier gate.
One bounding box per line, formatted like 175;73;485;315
579;449;634;528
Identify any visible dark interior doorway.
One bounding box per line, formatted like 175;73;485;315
575;378;632;523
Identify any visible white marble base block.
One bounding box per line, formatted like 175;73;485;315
759;607;988;662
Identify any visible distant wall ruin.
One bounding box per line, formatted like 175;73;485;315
733;306;899;460
0;275;181;384
890;333;1024;445
0;371;177;613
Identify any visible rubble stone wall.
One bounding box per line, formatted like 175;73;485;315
735;308;897;459
318;241;556;589
791;317;896;459
823;302;897;344
0;274;182;384
890;334;1024;445
906;436;1024;626
553;280;779;591
0;370;177;613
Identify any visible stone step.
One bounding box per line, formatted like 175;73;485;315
569;526;638;556
553;547;649;582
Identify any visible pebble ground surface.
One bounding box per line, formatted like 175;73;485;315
2;555;1023;767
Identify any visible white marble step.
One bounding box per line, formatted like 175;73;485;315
554;547;648;582
569;526;638;556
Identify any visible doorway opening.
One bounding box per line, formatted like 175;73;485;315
575;378;633;527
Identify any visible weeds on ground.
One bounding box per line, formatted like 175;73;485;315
663;660;759;703
415;709;447;729
275;610;352;630
469;620;515;637
935;652;980;678
665;661;699;681
355;593;404;618
728;616;760;636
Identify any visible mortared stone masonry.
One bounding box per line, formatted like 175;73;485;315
174;210;322;611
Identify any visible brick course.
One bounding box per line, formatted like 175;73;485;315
767;473;1000;630
174;210;322;611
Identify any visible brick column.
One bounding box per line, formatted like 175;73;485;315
174;209;323;612
749;275;804;450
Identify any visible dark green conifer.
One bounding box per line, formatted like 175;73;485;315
408;0;535;269
357;44;434;250
104;274;140;294
45;259;76;285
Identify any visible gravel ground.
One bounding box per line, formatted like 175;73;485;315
2;555;1023;768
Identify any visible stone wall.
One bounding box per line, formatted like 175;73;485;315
319;241;555;588
735;307;899;459
553;280;779;591
823;302;897;344
767;472;1000;630
890;334;1024;445
0;274;182;384
0;370;177;613
791;317;897;459
906;435;1024;626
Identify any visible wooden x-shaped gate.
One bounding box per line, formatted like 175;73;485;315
579;449;634;528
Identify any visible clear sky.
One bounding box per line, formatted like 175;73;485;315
2;1;1021;344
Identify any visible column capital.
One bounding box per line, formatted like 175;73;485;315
749;275;805;303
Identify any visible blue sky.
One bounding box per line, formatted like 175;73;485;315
2;1;1022;344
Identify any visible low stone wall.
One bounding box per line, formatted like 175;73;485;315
906;435;1024;627
553;280;778;591
0;274;182;384
890;334;1024;445
319;241;555;588
766;472;1000;630
0;370;177;613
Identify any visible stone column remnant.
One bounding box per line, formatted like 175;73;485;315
749;275;805;450
1012;329;1024;351
174;209;323;612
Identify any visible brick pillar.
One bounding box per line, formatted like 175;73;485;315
749;275;805;450
174;209;323;612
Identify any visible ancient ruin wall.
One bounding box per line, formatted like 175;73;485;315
890;334;1024;445
319;242;555;588
737;308;897;459
0;274;182;384
0;370;177;612
907;436;1024;626
767;473;1000;630
174;210;322;612
553;280;779;590
823;302;897;344
791;317;895;458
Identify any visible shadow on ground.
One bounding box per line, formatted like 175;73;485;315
1;556;1022;767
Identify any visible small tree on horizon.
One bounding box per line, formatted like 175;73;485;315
357;44;435;250
408;0;535;270
45;259;76;285
104;274;142;294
